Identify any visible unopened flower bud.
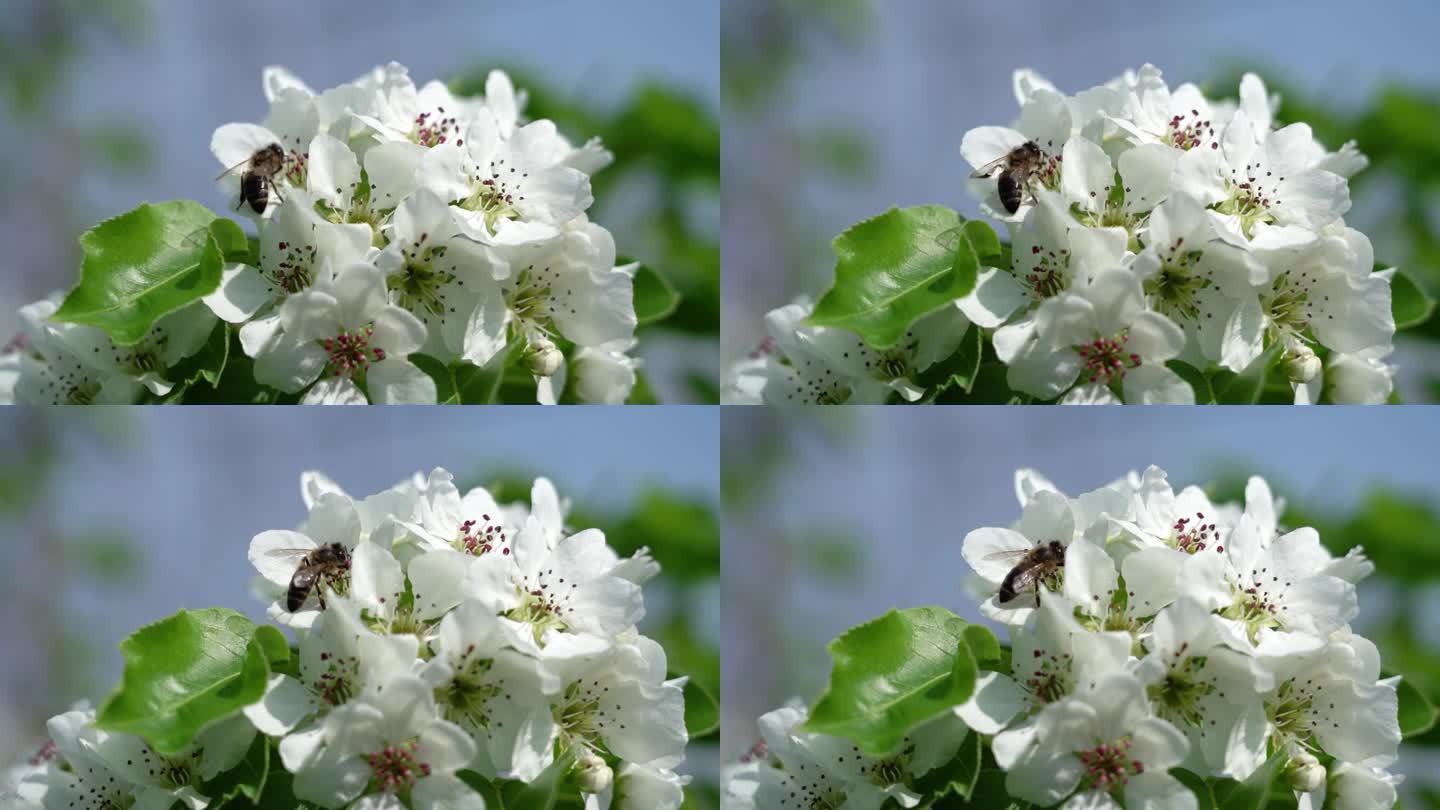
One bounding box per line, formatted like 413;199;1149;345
1284;344;1320;384
573;750;613;794
1286;749;1325;793
526;336;563;377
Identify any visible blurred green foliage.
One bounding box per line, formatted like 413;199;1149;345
451;67;721;403
471;471;720;807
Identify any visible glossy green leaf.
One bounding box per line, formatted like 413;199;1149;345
1212;751;1285;810
1171;768;1217;810
916;729;983;803
962;624;1001;667
918;324;983;400
810;206;999;350
1168;359;1214;404
1395;673;1438;738
95;608;275;755
53;202;234;345
801;606;978;755
632;263;681;325
200;731;269;804
454;343;518;405
1212;345;1279;405
458;770;506;808
500;751;575;809
1390;268;1436;330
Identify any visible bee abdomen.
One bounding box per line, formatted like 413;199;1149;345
998;173;1023;214
241;173;268;213
997;571;1019;604
286;569;317;612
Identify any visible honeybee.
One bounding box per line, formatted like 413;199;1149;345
988;540;1066;606
970;140;1045;214
267;542;351;612
215;143;286;214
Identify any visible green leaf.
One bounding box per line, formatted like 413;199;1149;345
632;263;681;326
918;324;983;400
95;608;275;755
1212;751;1286;810
163;321;231;398
411;353;458;404
455;343;518;404
1390;268;1436;330
200;731;269;804
916;730;983;803
1171;768;1217;810
458;770;506;808
500;751;575;809
1212;345;1279;405
1167;359;1214;404
962;624;1001;667
810;206;998;350
1395;673;1438;738
54;202;234;345
680;675;719;738
801;606;978;755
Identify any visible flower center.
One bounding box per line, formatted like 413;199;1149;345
1214;162;1281;239
307;650;360;706
323;326;386;378
436;644;503;735
1267;678;1318;743
387;235;455;317
1172;512;1218;554
453;515;511;557
1220;566;1292;642
28;740;57;766
1074;333;1140;386
1024;649;1074;704
1261;268;1319;348
506;264;577;337
507;572;573;643
554;681;607;755
282;149;308;187
1144;240;1212;323
1165;109;1216;151
366;740;431;794
458;158;526;231
268;240;317;295
412;108;462;148
1147;647;1216;727
1076;737;1143;791
1017;244;1071;300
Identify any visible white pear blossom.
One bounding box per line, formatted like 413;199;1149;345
728;64;1408;405
6;61;639;405
730;466;1405;808
253;262;434;404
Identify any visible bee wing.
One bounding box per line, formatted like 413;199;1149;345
1003;563;1049;597
264;547;314;561
969;153;1012;179
214;157;252;181
982;548;1032;563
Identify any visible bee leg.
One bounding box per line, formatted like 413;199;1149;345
317;591;327;610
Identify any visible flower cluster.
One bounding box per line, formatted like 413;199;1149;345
725;65;1398;404
725;467;1403;810
0;63;641;405
5;469;688;810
